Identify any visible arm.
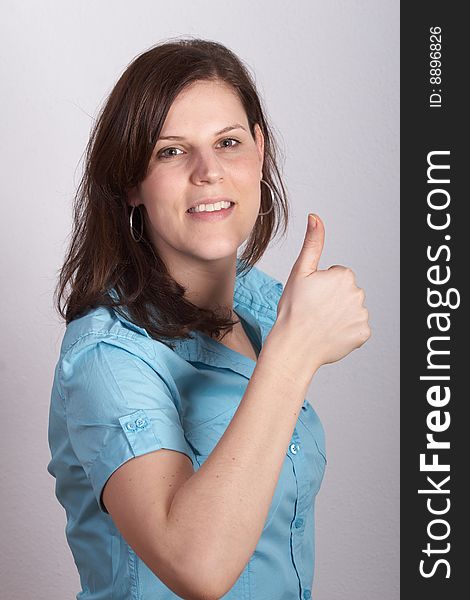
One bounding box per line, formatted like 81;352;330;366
167;327;314;594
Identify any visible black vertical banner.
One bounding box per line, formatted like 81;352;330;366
401;4;466;598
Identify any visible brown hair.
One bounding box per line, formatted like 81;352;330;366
54;37;289;346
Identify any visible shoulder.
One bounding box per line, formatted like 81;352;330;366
58;304;177;385
60;304;149;355
56;304;182;406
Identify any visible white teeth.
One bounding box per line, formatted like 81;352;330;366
189;201;233;213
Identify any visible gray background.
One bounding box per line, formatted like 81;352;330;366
0;1;399;598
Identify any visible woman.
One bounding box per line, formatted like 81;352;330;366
48;38;370;600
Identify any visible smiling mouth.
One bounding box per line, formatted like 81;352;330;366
186;202;236;222
187;201;235;213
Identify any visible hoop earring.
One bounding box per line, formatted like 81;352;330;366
259;179;275;216
129;205;144;242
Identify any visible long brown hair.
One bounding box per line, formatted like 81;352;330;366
54;37;289;345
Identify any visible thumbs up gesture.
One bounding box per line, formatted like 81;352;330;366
274;214;371;374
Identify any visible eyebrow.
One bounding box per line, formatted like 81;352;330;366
157;123;248;141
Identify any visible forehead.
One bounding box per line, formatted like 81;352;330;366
161;80;248;133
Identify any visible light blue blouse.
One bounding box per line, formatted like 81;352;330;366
47;260;326;600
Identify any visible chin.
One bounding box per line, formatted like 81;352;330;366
191;236;244;259
189;244;240;263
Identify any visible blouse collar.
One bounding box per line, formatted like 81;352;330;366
109;258;282;379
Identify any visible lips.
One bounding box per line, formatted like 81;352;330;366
186;202;235;222
186;197;234;212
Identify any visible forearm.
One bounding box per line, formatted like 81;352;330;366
166;326;316;595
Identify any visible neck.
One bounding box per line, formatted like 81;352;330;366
163;252;238;313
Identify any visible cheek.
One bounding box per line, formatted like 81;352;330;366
232;150;262;179
144;171;174;200
141;174;180;217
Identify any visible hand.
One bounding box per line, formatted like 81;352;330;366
275;214;371;373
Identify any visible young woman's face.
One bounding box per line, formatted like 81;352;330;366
128;79;264;267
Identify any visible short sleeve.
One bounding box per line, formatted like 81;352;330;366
59;334;195;513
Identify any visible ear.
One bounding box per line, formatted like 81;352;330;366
126;185;141;208
253;123;265;175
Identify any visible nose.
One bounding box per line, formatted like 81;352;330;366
190;148;224;185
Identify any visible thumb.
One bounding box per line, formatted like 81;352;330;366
294;213;325;276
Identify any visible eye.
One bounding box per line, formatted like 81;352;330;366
157;147;184;159
218;137;240;148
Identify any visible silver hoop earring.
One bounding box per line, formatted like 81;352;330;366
259;179;275;216
129;205;144;242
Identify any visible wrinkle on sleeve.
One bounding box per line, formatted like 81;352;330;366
60;335;195;513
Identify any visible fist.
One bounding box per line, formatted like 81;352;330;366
276;214;371;372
